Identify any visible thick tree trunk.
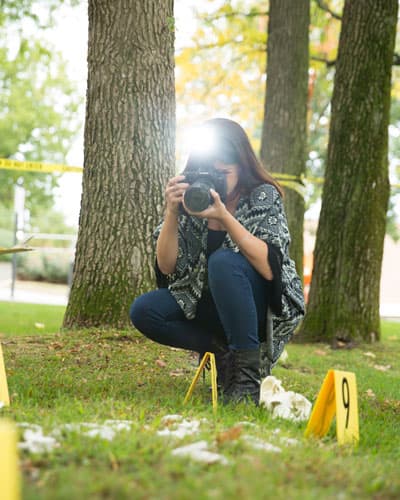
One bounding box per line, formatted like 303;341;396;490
297;0;398;344
64;1;175;328
260;0;309;282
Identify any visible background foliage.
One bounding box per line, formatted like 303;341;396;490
0;0;81;214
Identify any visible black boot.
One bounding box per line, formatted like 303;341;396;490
210;337;230;393
198;337;230;394
222;348;260;405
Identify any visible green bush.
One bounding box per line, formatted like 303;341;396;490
16;249;73;284
0;227;13;245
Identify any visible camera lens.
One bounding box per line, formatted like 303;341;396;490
184;185;211;212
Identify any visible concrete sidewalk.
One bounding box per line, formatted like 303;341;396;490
0;262;68;305
0;281;68;306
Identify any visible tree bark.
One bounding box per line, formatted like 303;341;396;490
297;0;398;344
64;0;175;328
260;0;310;282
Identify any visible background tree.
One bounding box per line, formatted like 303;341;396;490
260;0;310;280
297;0;398;344
63;0;175;328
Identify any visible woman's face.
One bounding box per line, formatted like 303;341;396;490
214;161;240;196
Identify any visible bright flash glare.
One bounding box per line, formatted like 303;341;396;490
185;126;216;156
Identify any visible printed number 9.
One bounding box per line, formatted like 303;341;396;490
342;377;350;428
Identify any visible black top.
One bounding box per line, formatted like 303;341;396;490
206;229;227;257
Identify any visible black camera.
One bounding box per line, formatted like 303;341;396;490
182;166;227;212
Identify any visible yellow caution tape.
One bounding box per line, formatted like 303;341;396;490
302;174;324;185
0;158;83;174
272;172;303;182
272;172;306;196
1;158;398;192
273;172;324;185
278;180;307;197
273;171;399;192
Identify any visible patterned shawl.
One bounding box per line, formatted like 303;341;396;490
154;183;305;374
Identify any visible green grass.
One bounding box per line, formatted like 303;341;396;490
0;301;65;335
0;306;399;499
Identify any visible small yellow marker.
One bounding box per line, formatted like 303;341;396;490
0;420;21;500
0;343;10;406
183;352;218;412
305;369;359;445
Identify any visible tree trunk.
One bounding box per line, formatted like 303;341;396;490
297;0;398;344
63;0;175;328
260;0;309;282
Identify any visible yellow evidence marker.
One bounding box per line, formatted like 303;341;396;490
0;420;21;500
183;352;218;412
0;343;10;406
305;369;359;445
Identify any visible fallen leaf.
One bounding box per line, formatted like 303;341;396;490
171;441;229;465
363;352;376;358
161;414;183;426
314;349;327;356
365;389;376;398
373;364;391;372
69;347;82;354
156;359;167;368
243;435;282;453
169;369;184;377
383;399;400;412
48;342;64;350
216;425;242;445
20;459;40;480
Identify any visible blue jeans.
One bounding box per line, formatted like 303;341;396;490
130;249;269;352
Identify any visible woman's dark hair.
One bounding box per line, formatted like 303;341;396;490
184;118;283;197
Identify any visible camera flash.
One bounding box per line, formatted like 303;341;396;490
187;126;216;156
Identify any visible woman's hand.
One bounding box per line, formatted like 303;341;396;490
182;189;230;222
165;175;189;215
